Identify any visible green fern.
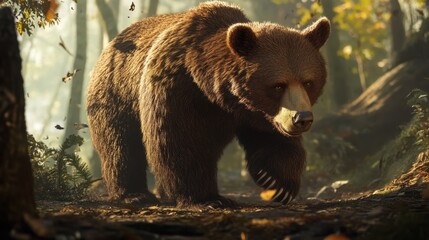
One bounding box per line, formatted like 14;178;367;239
28;134;93;200
406;89;429;149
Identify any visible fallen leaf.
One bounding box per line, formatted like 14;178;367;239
241;232;247;240
260;189;276;201
324;233;350;240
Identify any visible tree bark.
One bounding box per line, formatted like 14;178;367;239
147;0;159;17
395;17;429;66
64;0;87;139
96;0;118;41
323;0;352;108
0;6;36;230
389;0;406;66
108;0;120;20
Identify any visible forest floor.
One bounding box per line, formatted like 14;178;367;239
13;185;429;239
11;156;429;240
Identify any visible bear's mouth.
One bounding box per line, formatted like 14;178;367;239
274;122;302;138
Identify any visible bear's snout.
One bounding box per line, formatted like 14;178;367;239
292;111;313;132
273;83;313;137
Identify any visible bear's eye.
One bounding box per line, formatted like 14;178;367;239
273;84;287;92
303;81;313;88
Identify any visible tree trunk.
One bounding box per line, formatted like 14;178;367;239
96;0;118;41
64;0;87;139
395;17;429;66
389;0;406;66
108;0;120;20
147;0;159;17
323;0;352;108
0;6;36;230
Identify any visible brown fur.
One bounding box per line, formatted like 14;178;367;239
87;1;330;206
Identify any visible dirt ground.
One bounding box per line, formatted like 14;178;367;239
7;152;429;240
7;180;428;240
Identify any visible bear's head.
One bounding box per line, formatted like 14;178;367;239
227;18;330;136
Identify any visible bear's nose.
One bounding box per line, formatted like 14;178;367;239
292;111;313;131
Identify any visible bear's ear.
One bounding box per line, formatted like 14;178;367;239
302;17;330;49
227;24;258;57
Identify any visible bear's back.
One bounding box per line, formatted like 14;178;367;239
88;2;248;116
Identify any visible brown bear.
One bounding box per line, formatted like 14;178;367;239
87;1;330;207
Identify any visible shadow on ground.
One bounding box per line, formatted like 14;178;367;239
8;183;429;240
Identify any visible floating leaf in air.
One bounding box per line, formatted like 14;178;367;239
129;2;135;11
62;69;79;83
55;124;64;130
59;36;73;56
74;123;89;130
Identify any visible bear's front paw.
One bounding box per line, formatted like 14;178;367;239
268;186;296;205
254;170;299;205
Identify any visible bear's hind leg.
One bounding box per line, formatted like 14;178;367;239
114;124;157;204
88;111;157;204
149;141;236;208
141;91;236;208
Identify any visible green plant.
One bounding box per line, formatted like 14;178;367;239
406;89;429;149
28;134;92;200
373;89;429;182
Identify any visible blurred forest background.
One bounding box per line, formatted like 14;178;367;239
3;0;429;200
